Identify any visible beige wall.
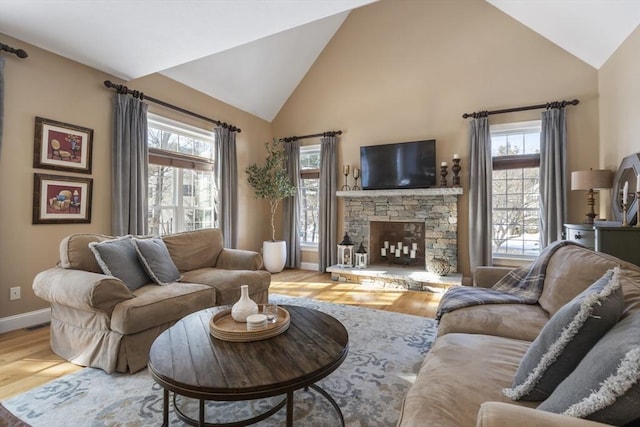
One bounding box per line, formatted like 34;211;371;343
597;25;640;217
0;34;272;320
272;0;599;279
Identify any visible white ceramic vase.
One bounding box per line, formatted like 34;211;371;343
231;285;258;322
262;240;287;273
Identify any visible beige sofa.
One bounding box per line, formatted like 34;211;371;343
398;244;640;426
33;228;271;374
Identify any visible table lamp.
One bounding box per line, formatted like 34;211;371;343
571;169;613;224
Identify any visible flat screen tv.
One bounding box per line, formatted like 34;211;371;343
360;139;436;190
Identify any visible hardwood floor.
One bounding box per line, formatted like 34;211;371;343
0;269;442;400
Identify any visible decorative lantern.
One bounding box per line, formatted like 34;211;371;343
355;242;368;269
337;233;354;267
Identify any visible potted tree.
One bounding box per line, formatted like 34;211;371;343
246;138;297;273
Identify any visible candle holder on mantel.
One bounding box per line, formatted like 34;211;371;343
440;163;448;188
451;157;462;188
353;167;361;190
341;165;351;191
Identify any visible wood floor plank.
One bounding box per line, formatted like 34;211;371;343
0;268;442;400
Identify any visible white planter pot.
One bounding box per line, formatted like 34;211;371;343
263;240;287;273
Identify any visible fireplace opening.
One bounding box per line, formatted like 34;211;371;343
369;221;425;268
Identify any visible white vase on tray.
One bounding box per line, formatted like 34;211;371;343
231;285;258;322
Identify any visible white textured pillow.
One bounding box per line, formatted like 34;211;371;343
89;235;151;291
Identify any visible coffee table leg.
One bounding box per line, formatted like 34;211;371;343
286;390;294;427
199;399;205;427
162;388;169;427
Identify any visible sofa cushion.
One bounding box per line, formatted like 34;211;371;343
537;245;632;316
437;303;549;341
162;228;224;272
537;311;640;426
110;282;217;335
504;268;623;401
397;333;537;427
59;233;114;273
89;236;151;291
133;237;182;285
181;268;271;305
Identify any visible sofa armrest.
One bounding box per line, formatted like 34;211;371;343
33;268;133;314
476;402;613;427
473;267;514;288
215;248;264;270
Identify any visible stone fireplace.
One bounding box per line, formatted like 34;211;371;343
328;188;463;291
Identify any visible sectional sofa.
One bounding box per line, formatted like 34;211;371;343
398;243;640;426
33;228;271;374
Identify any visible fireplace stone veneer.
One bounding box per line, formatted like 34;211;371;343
334;188;463;289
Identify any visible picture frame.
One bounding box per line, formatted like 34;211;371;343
33;173;93;224
33;117;93;174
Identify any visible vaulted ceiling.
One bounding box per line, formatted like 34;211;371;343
1;1;638;121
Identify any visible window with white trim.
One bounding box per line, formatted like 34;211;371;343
147;114;218;236
299;144;320;247
490;120;541;258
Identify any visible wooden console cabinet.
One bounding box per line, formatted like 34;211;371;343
564;223;640;267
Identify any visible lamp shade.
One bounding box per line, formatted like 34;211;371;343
571;169;613;191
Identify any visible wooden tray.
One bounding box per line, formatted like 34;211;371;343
209;306;290;342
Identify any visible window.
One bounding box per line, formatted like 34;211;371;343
147;114;218;236
490;121;541;258
299;144;320;247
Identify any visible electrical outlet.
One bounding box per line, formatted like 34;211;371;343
10;286;20;300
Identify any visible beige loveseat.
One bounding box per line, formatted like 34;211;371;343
33;228;271;374
398;244;640;426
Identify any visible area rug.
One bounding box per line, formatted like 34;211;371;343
2;295;437;426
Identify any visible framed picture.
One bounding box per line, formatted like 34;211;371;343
33;117;93;174
33;173;93;224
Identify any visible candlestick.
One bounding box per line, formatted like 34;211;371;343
384;241;389;248
341;165;351;191
390;245;395;253
452;157;462;188
637;192;640;228
623;181;628;206
410;250;416;259
395;249;401;257
397;242;403;250
622;202;629;227
352;167;361;190
381;248;387;256
412;242;418;251
453;153;460;160
440;164;448;188
403;246;409;255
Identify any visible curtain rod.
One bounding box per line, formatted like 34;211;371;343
0;42;28;58
103;80;241;133
281;130;342;143
462;99;579;119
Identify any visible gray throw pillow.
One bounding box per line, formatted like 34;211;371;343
503;268;623;401
89;235;151;291
133;237;182;285
538;310;640;426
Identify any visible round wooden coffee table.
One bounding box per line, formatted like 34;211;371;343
148;305;349;427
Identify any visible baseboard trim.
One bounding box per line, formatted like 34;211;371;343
300;262;319;271
0;308;51;334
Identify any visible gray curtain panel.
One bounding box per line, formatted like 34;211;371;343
319;136;337;272
468;116;493;272
215;127;238;248
283;140;301;268
0;56;5;160
540;108;567;247
112;93;149;236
